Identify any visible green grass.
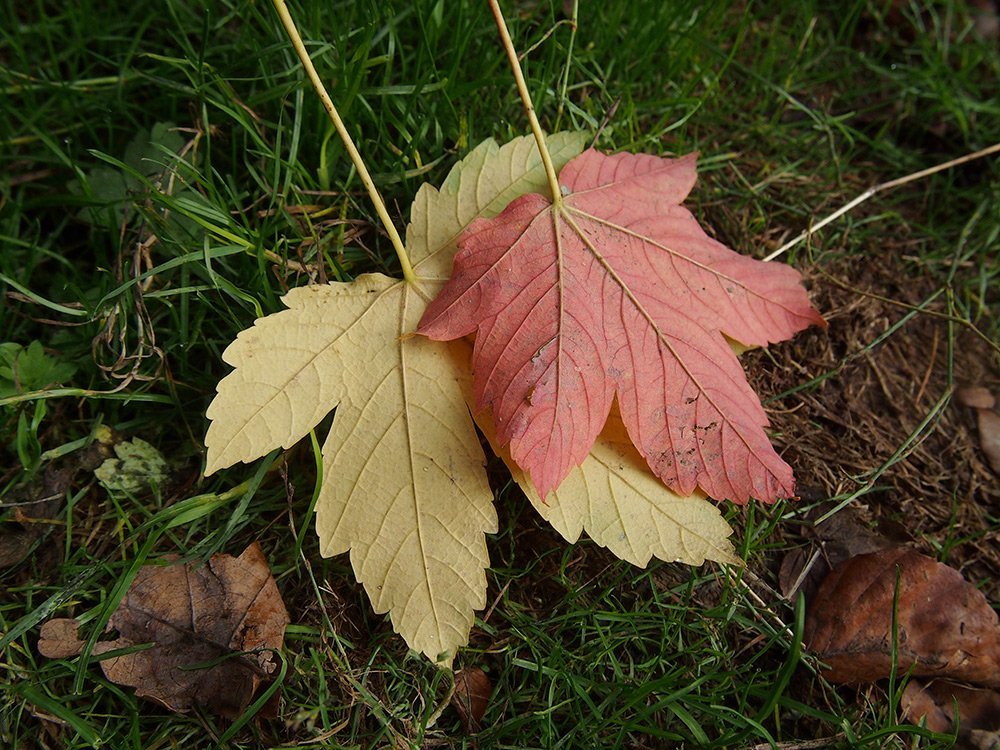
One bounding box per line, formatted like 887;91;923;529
2;0;998;747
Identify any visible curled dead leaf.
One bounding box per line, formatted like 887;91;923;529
974;409;1000;474
804;548;1000;687
37;543;290;718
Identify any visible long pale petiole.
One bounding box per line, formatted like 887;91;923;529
270;0;416;283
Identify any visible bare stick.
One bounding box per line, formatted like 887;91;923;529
271;0;415;283
489;0;564;206
764;142;1000;262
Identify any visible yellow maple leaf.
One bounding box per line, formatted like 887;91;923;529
458;337;739;568
205;132;587;663
483;402;740;568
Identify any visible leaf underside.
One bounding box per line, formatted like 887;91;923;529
204;133;746;663
205;133;585;663
520;404;740;568
458;333;739;568
420;150;825;503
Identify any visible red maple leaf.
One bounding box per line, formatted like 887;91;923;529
418;149;825;503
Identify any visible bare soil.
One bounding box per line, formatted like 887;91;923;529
752;254;999;599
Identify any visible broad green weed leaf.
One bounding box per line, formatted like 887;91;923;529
0;341;77;398
95;437;170;499
123;122;185;184
70;123;187;228
204;132;585;663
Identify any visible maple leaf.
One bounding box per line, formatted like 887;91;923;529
419;149;825;503
487;404;739;567
204;132;587;664
454;338;739;567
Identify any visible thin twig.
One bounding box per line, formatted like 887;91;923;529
520;19;575;61
765;142;1000;261
914;326;938;405
729;567;795;641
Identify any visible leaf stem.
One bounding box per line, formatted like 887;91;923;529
271;0;416;284
489;0;564;206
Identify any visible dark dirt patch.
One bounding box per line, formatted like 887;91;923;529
749;253;1000;598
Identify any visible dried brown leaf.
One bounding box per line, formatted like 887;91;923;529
902;679;1000;735
37;543;290;718
1;444;107;568
957;387;1000;474
957;387;997;411
37;618;86;659
975;409;1000;474
451;666;492;733
804;548;1000;686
